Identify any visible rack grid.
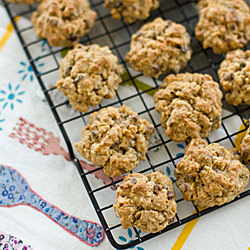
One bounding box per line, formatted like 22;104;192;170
2;0;250;248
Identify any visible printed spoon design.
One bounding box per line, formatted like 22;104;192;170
0;165;104;247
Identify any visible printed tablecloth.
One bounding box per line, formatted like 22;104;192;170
0;4;250;250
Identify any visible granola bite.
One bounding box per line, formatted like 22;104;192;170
104;0;160;23
240;123;250;164
153;73;223;142
126;17;192;78
56;44;124;112
195;0;250;54
218;49;250;106
31;0;96;47
113;171;177;233
75;105;154;177
175;138;250;207
7;0;39;4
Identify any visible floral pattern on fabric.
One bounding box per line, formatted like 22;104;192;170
0;231;34;250
0;165;104;247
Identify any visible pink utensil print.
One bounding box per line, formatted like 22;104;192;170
9;117;121;189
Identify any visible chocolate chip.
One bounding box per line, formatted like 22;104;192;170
91;131;97;138
74;74;84;83
167;191;175;199
112;140;120;149
129;115;138;122
68;33;78;42
152;64;160;74
164;185;169;190
130;178;137;185
223;72;233;81
181;183;188;192
240;62;246;68
153;184;162;193
242;149;249;161
65;66;72;76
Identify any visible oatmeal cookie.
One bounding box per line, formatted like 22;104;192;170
126;17;192;78
56;44;124;112
240;123;250;164
31;0;96;47
7;0;39;4
153;73;222;142
75;105;154;177
195;0;250;54
104;0;159;23
175;138;249;207
113;171;177;233
218;49;250;106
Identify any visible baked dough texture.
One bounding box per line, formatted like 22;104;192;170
153;73;222;142
31;0;96;47
126;17;192;78
175;138;249;207
57;44;124;112
218;49;250;106
7;0;39;4
240;124;250;164
75;105;154;177
113;171;177;233
104;0;160;23
195;0;250;54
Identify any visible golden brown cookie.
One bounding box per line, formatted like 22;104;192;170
218;49;250;106
104;0;160;23
31;0;96;47
240;123;250;164
6;0;39;4
153;73;223;142
75;105;154;177
175;138;249;207
56;44;124;112
113;171;177;233
195;0;250;54
126;18;192;78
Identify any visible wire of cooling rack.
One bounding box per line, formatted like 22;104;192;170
2;0;250;249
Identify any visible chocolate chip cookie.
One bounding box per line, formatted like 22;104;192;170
114;171;177;233
75;105;154;177
218;49;250;106
240;123;250;164
126;17;192;78
104;0;160;23
56;44;124;112
195;0;250;54
153;73;223;142
175;138;249;207
31;0;96;47
7;0;39;3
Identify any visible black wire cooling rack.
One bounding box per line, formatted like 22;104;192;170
2;0;250;248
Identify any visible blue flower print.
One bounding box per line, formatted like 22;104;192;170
176;143;185;158
9;185;15;192
166;166;175;182
118;228;144;250
41;40;47;53
40;201;47;208
19;195;25;201
0;118;5;131
8;193;13;199
72;218;78;223
18;60;44;82
0;84;25;111
2;190;8;197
